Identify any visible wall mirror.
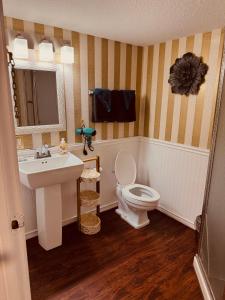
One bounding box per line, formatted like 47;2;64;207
9;60;66;134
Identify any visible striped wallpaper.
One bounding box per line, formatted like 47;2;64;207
4;16;224;149
141;29;224;149
4;16;142;149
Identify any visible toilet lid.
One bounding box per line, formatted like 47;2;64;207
115;151;136;185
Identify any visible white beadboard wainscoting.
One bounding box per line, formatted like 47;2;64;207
138;137;209;229
21;137;140;239
19;136;209;239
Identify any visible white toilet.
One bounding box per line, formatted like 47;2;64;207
115;151;160;229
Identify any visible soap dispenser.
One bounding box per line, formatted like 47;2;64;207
59;138;68;154
16;137;24;150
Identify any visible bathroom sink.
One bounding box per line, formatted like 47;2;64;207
18;152;84;251
19;152;84;189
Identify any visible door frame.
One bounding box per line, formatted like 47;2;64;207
194;32;225;299
0;1;31;299
198;35;225;253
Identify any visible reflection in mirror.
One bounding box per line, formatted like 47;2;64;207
15;69;59;126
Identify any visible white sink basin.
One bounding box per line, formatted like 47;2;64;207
19;152;84;189
18;152;84;251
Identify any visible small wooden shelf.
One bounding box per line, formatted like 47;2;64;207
77;156;101;234
80;190;100;207
80;168;100;183
80;213;101;235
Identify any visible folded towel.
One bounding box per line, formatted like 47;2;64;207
116;90;136;122
121;90;135;111
92;89;136;122
93;88;112;112
92;88;113;122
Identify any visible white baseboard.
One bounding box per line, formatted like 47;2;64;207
193;255;213;300
157;205;195;230
25;229;38;240
25;201;118;240
26;202;194;239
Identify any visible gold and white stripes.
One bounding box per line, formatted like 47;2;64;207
159;40;172;140
4;16;224;150
184;33;202;146
139;46;148;136
63;28;74;144
149;43;159;138
6;17;142;147
143;29;224;149
118;42;126;138
107;39;115;139
199;29;221;148
129;45;138;137
79;33;89;127
171;37;186;143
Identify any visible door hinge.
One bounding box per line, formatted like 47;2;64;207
11;215;25;230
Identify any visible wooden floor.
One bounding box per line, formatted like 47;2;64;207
27;210;203;300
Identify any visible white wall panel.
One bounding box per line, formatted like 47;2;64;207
21;137;140;238
138;138;209;228
21;136;209;238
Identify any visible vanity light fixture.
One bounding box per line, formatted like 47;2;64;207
39;40;54;62
13;36;28;59
60;45;74;64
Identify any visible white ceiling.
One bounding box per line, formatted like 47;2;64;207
3;0;225;45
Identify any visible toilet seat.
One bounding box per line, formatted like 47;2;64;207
122;183;160;207
115;151;160;229
115;151;160;208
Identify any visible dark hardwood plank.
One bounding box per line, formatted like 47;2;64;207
27;210;203;300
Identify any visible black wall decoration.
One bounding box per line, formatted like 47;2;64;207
168;52;208;96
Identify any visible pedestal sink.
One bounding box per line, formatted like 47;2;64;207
19;152;83;250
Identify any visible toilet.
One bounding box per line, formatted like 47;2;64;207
115;151;160;229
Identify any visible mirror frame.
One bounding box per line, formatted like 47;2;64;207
9;59;66;134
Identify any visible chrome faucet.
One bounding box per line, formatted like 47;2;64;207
34;145;51;159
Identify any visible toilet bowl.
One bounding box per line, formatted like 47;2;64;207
115;151;160;229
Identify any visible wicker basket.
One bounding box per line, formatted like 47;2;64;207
80;213;101;235
80;168;100;183
80;190;100;207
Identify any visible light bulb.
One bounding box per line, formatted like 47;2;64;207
39;41;54;62
61;45;74;64
13;37;28;59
